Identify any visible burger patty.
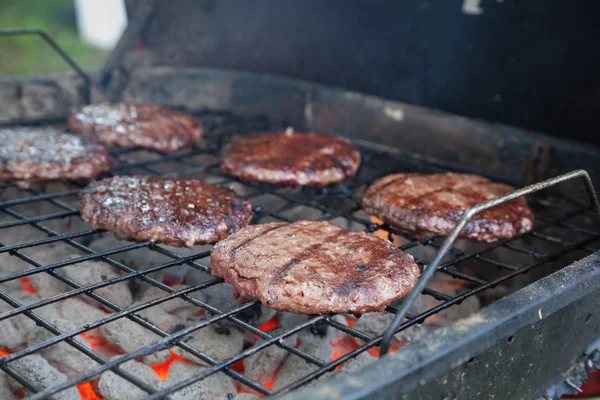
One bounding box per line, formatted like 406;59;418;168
80;176;253;248
0;127;111;189
68;103;203;152
362;173;534;242
220;128;361;186
210;221;420;315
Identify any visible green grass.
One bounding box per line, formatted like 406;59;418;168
0;0;109;75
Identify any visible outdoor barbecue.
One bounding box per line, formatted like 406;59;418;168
0;2;599;399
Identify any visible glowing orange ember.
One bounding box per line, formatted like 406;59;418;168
19;277;37;294
230;359;245;374
252;315;280;339
150;350;189;380
0;348;10;357
79;332;114;350
77;382;102;400
329;336;360;369
369;216;389;240
365;341;404;358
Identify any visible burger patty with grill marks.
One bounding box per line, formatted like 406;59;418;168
0;127;111;189
80;176;253;248
68;103;202;152
210;220;420;315
220;128;361;186
362;172;534;242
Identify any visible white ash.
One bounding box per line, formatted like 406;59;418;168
298;315;349;343
8;354;80;400
58;298;109;330
0;372;18;400
62;258;133;310
26;318;98;378
243;328;298;383
279;312;309;331
0;292;39;349
88;234;200;278
191;282;240;313
27;272;70;299
353;312;431;344
170;322;244;366
134;305;180;331
273;340;334;392
340;351;376;373
101;318;171;364
217;395;259;400
98;356;160;400
136;284;198;316
160;361;236;400
0;218;46;246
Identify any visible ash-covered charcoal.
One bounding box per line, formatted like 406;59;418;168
27;272;70;299
98;356;160;400
339;351;376;373
134;306;180;331
279;312;310;331
171;323;244;366
0;372;18;400
298;315;349;343
26;318;99;378
273;340;337;391
353;312;431;344
8;354;80;400
101;318;171;364
59;298;109;330
191;283;241;312
216;394;259;400
62;259;133;309
160;361;236;400
251;306;278;328
0;292;39;349
136;284;198;316
88;234;203;281
243;328;298;383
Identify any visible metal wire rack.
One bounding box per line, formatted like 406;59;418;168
0;111;599;400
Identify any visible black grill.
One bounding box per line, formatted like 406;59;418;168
0;110;599;399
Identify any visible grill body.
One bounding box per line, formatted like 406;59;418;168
0;65;600;399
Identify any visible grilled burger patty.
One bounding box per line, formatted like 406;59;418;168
362;173;534;242
68;103;203;152
80;176;253;248
0;127;111;189
220;129;361;186
210;220;420;314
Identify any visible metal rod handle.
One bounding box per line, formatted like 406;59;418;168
0;28;92;104
379;169;600;357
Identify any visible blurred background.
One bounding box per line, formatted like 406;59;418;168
0;0;126;75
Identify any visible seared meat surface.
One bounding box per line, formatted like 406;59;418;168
210;220;420;314
0;127;111;189
220;129;360;186
80;176;252;248
362;173;533;242
68;103;202;152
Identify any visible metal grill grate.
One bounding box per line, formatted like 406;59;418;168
0;111;599;400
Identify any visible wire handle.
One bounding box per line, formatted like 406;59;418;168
379;169;600;357
0;28;92;104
